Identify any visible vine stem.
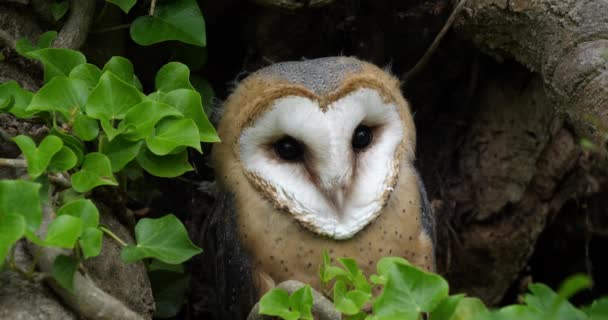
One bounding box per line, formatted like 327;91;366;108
99;225;128;247
402;0;469;84
0;158;27;167
149;0;157;16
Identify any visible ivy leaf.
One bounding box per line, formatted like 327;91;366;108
258;288;300;320
121;214;202;264
71;153;118;192
129;0;206;47
524;283;587;320
583;297;608;320
56;199;99;229
73;114;99;141
52;255;78;292
190;75;214;115
86;71;143;121
69;63;102;90
0;213;26;267
80;227;103;259
333;280;368;315
102;56;143;91
319;249;349;284
0;81;35;118
26;48;86;83
557;274;592;301
162;89;219;142
136;148;192;178
48;146;77;172
290;286;314;320
155;62;195;92
0;180;42;240
122;100;183;141
15;31;57;55
99;118;128;141
145;118;201;155
372;257;449;318
51;1;69;20
27;76;89;120
106;0;137;13
434;295;488;320
51;128;85;166
100;136;144;172
44;215;83;248
13;135;63;178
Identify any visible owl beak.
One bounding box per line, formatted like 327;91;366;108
330;188;346;210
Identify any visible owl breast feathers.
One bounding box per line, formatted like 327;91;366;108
211;56;435;304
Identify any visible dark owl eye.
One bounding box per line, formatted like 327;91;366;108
352;125;373;150
273;136;302;161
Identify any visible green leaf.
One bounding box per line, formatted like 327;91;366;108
51;1;69;20
333;280;370;316
136;148;193;177
48;146;77;172
73;114;99;141
129;0;206;47
319;249;349;283
69;63;102;90
372;257;449;318
121;214;202;264
259;288;300;320
15;31;57;55
100;136;143;172
51;128;85;166
149;270;191;318
584;297;608;320
434;296;488;320
26;48;86;83
86;71;143;121
99;118;128;141
71;153;118;192
162;89;219;142
13;135;63;178
0;213;26;267
155;62;195;92
557;274;592;301
27;76;89;119
122;100;183;141
102;56;142;91
106;0;137;13
339;258;372;294
44;215;83;248
146;118;201;155
290;286;314;320
52;255;78;292
80;227;103;259
0;180;42;236
0;81;35;118
56;199;99;229
524;283;587;320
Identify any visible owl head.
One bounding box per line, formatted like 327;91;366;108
213;57;421;240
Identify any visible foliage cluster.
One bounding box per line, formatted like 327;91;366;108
0;0;213;317
259;251;608;320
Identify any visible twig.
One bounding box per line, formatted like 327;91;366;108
402;0;469;85
90;24;131;34
49;173;71;189
149;0;157;16
0;158;27;167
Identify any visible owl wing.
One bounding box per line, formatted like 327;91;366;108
416;171;436;251
200;192;258;319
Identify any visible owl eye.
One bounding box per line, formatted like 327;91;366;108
352;125;373;150
273;136;303;161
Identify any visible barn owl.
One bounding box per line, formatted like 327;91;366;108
208;57;435;318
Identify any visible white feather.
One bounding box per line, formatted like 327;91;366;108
239;88;404;239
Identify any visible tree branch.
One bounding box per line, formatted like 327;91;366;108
53;0;96;49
